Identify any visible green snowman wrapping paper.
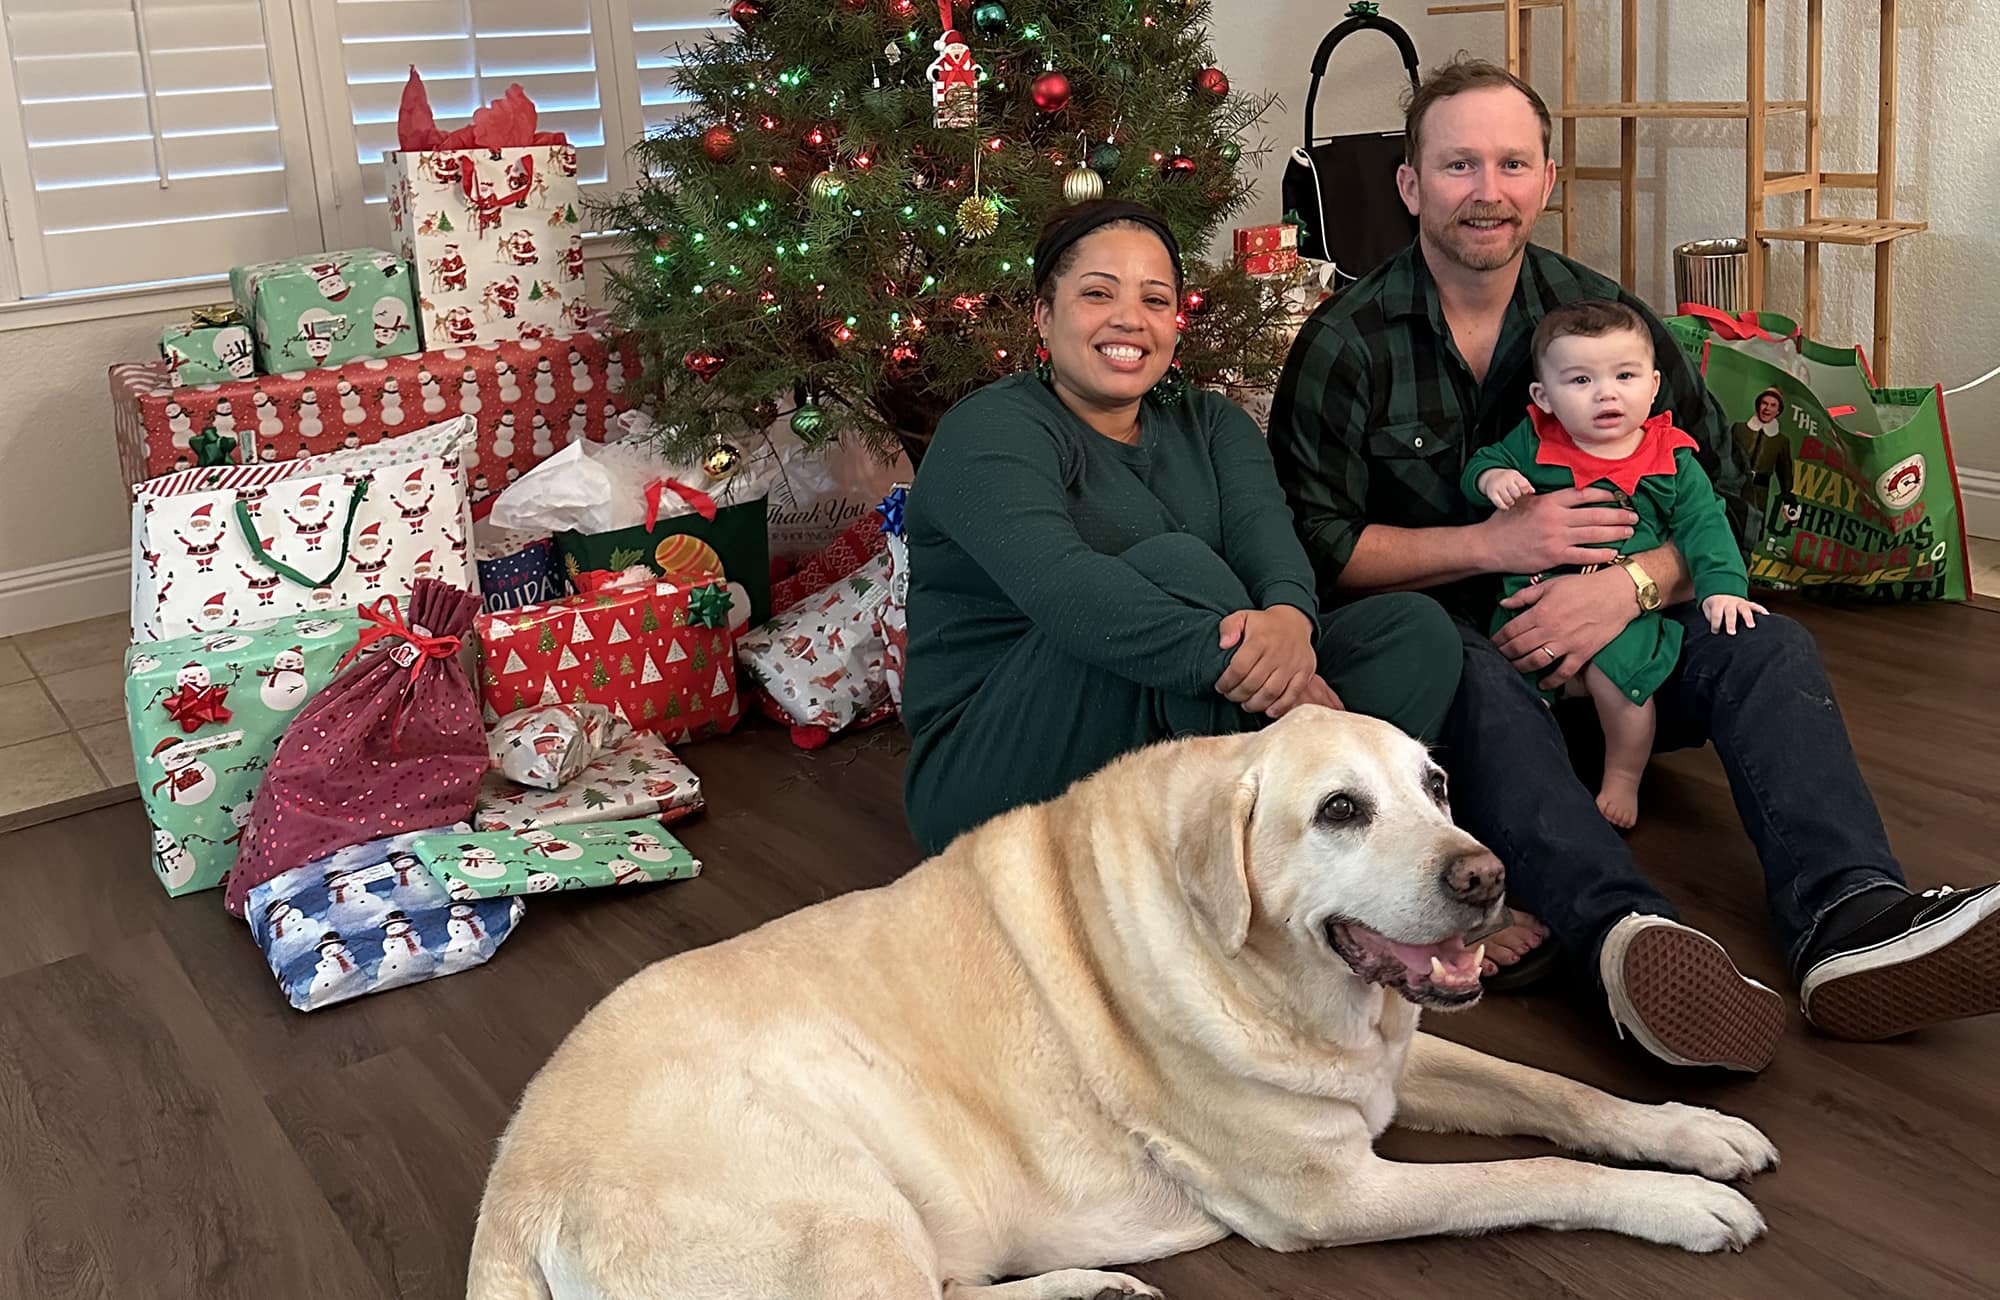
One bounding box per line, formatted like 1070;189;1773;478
228;248;420;374
413;819;701;898
125;610;364;896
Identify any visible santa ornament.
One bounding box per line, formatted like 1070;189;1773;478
926;0;981;129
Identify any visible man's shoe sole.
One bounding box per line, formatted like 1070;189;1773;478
1609;922;1786;1071
1802;893;2000;1041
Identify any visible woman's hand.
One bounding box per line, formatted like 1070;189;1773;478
1216;606;1320;716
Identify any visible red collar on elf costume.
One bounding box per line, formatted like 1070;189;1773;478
1528;405;1698;494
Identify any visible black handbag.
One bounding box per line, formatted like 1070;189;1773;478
1279;3;1423;287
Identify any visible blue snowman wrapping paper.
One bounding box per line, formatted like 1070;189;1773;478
244;825;524;1012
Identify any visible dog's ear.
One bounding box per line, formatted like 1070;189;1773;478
1183;777;1257;957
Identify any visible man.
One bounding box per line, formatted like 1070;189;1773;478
1267;55;1998;1071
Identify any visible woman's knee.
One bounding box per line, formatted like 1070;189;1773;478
1327;592;1463;741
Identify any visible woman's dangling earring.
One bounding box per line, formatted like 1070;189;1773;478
1034;341;1054;385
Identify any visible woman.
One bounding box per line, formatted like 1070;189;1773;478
900;199;1462;855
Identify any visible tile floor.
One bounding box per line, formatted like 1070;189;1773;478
0;613;138;832
2;543;1997;831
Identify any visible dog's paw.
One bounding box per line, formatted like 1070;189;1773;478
1614;1171;1767;1253
1634;1102;1779;1181
1082;1277;1164;1300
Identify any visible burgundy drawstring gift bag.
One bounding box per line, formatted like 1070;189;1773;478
226;580;489;916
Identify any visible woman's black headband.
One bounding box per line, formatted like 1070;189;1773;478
1032;201;1184;297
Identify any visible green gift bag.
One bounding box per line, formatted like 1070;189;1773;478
1700;340;1971;603
555;496;771;628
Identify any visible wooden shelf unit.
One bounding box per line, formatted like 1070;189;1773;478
1429;0;1927;380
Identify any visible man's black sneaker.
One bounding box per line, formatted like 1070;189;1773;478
1800;883;2000;1040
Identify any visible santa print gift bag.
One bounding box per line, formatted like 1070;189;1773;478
226;580;489;916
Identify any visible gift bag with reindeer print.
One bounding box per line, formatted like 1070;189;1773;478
387;143;592;347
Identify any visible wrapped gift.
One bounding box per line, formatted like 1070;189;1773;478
230;248;421;373
127;609;364;896
473;728;703;831
387;144;589;347
1241;248;1302;278
770;511;888;616
161;305;256;387
877;486;910;710
488;702;619;789
489;426;776;628
753;410;913;561
228;582;491;916
244;826;524;1012
108;330;640;494
414;819;700;898
1233;223;1298;256
476;579;741;743
130;416;476;642
736;549;893;734
475;525;566;612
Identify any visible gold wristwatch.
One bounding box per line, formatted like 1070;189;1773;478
1613;555;1662;611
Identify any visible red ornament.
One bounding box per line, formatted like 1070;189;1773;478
888;341;921;372
888;0;916;15
1031;70;1072;113
701;124;739;162
1163;153;1198;179
729;0;764;29
684;350;728;381
1194;66;1230;100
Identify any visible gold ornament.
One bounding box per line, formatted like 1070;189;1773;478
956;193;1000;240
1062;164;1105;203
809;169;846;205
703;441;743;478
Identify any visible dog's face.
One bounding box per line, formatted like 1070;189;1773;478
1183;708;1507;1012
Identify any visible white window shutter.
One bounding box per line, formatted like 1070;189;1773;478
0;0;322;295
619;1;725;137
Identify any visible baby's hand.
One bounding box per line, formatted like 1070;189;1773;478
1478;468;1535;510
1703;594;1770;634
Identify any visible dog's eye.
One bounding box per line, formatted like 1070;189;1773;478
1317;794;1358;824
1426;770;1449;802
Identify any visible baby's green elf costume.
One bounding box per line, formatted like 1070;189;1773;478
1462;405;1751;704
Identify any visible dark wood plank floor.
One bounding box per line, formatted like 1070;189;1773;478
3;596;1998;1300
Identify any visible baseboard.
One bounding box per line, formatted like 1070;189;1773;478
0;550;129;638
1961;467;2000;542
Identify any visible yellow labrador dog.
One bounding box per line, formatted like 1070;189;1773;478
470;708;1776;1300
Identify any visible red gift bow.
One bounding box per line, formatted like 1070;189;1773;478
338;595;464;749
642;477;719;529
161;683;232;733
1677;302;1785;342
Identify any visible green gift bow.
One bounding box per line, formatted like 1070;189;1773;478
1346;1;1381;16
189;427;237;468
687;582;731;628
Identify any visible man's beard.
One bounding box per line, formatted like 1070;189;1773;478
1422;201;1532;272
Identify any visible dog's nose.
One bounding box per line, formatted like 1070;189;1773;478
1439;849;1506;909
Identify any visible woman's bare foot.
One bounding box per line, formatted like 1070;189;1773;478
1480;908;1551;976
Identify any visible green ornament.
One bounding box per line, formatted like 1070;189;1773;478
1218;139;1242;163
1088;142;1122;174
972;0;1008;36
790;401;827;439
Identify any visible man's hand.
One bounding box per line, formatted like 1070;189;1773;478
1493;567;1640;690
1479;486;1638;574
1478;468;1536;511
1217;606;1320;716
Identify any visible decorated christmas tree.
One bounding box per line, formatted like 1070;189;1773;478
600;0;1290;462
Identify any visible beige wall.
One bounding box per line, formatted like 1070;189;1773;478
2;3;1993;632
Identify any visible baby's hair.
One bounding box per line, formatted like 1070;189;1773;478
1531;299;1653;376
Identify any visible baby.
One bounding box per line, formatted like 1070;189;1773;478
1462;300;1765;828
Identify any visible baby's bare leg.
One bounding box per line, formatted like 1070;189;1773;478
1584;664;1654;830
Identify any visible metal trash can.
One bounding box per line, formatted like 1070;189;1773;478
1673;238;1750;313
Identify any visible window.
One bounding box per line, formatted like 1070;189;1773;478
0;0;726;304
0;0;322;296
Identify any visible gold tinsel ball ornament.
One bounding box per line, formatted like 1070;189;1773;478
1062;164;1105;203
704;441;743;477
956;193;1000;239
809;169;846;205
